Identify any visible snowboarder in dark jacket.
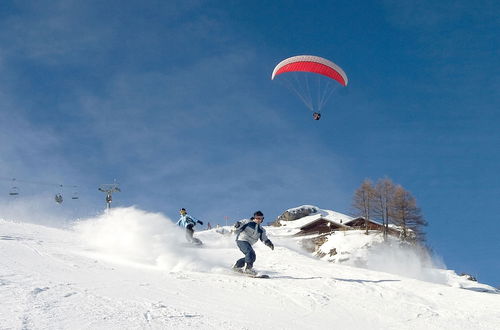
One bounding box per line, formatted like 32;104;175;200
233;211;274;275
176;208;203;245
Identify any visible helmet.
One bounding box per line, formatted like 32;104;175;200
253;210;264;217
180;208;187;215
253;210;264;219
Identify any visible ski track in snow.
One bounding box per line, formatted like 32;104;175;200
1;215;499;330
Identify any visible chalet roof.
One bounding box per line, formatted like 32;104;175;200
342;218;404;234
343;217;383;227
278;208;355;230
299;217;350;230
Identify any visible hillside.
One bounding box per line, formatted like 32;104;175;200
268;205;456;283
1;207;499;329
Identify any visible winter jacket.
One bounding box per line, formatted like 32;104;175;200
176;214;200;228
234;220;271;246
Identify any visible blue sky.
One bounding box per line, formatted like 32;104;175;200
0;1;498;287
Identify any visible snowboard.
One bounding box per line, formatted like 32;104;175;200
191;237;203;245
232;268;270;278
181;240;203;248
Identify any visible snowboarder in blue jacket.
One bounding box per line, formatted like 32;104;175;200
176;208;204;245
233;211;274;275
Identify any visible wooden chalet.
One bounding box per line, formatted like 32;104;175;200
344;217;401;236
291;213;403;238
296;218;350;236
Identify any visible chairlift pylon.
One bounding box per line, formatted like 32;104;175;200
98;182;120;210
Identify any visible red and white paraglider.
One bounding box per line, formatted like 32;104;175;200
271;55;348;120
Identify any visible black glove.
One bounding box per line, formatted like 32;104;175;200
234;221;241;229
197;220;204;225
265;240;274;250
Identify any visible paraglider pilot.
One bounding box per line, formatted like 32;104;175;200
313;112;321;120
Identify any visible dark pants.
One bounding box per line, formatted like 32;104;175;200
185;224;195;242
185;224;202;245
234;240;256;269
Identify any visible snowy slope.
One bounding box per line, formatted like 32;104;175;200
1;207;499;330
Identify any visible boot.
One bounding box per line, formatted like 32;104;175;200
243;265;257;275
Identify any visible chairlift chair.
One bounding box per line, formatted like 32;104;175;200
71;186;79;199
55;193;63;204
9;186;19;196
9;179;19;196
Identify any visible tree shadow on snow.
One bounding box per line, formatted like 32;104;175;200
272;275;323;280
0;235;37;242
461;287;499;294
332;277;401;284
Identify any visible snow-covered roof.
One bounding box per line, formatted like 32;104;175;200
277;207;354;230
343;217;383;227
343;218;406;233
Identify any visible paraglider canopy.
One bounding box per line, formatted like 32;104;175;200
271;55;348;86
271;55;348;118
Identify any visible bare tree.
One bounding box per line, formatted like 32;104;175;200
373;178;397;241
352;179;376;235
391;185;427;243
